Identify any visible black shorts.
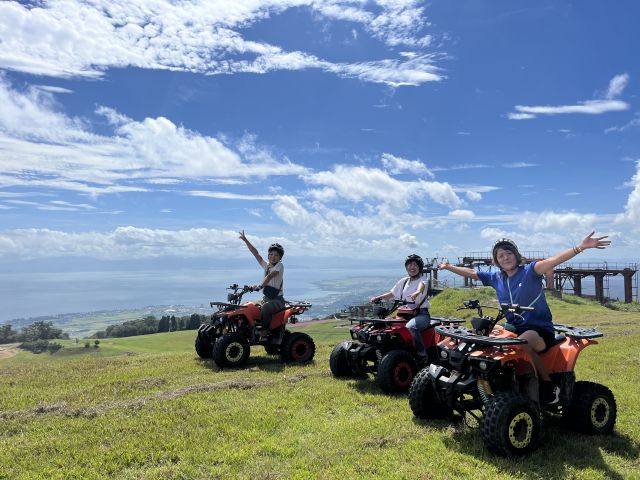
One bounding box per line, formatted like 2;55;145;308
515;326;556;351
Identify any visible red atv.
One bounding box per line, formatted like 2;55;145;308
329;299;464;394
195;284;315;368
409;300;617;456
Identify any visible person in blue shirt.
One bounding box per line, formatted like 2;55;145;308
438;231;610;404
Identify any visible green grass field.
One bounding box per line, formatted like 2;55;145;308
1;289;639;479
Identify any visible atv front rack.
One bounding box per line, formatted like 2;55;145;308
210;302;242;310
350;316;464;326
350;317;406;324
553;324;603;339
431;316;465;325
435;325;528;346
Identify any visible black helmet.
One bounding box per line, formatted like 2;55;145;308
404;254;424;272
492;238;522;267
268;243;284;258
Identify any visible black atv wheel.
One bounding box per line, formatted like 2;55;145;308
329;342;355;377
195;333;213;359
481;391;542;456
212;332;250;368
377;350;416;394
281;332;315;363
264;345;280;355
409;368;452;419
564;381;617;434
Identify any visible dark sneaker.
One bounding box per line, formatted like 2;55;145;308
540;381;560;404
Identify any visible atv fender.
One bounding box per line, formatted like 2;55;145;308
344;342;378;375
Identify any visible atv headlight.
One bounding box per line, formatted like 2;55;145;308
439;348;449;360
470;357;497;373
370;333;389;343
350;330;358;340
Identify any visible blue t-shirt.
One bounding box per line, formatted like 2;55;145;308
476;262;553;333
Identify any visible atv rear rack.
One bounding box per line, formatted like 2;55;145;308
553;324;603;339
435;325;528;346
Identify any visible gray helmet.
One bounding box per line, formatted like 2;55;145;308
492;238;522;267
404;254;424;272
268;243;284;258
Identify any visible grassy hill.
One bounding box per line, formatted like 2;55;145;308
1;288;639;479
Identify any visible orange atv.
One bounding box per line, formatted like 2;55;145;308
409;300;616;456
195;283;315;368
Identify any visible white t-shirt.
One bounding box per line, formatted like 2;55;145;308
390;276;429;309
259;259;284;296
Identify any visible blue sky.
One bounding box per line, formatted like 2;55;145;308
0;1;639;317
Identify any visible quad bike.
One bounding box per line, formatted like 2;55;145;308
329;299;464;394
409;300;617;456
195;283;315;368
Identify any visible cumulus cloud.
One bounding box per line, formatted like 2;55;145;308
517;211;598;232
508;73;630;120
616;160;640;229
381;152;433;177
303;165;462;208
448;209;474;220
0;0;443;87
0;76;306;195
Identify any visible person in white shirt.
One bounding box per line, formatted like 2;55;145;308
370;254;430;360
239;230;286;341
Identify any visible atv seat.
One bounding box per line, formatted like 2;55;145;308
541;333;566;353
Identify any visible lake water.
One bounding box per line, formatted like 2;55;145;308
2;264;637;325
0;266;399;323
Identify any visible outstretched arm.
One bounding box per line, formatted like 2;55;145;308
438;258;479;281
534;231;611;275
370;292;394;304
239;230;264;265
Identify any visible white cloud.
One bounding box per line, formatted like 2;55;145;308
510;100;628;118
503;162;537;168
508;74;630;120
303;165;462;208
0;227;243;259
605;73;629;99
517;211;598;232
605;113;640;134
381;152;433;177
0;76;306;195
0;0;443;87
188;191;281;201
466;190;482;201
616;160;640;229
448;209;474;220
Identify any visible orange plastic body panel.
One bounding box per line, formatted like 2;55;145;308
440;324;597;375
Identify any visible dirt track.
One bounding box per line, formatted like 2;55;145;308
0;345;18;360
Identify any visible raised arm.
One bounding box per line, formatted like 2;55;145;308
534;231;611;275
239;230;264;265
438;258;479;281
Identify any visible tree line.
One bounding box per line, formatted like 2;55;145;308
91;313;204;339
0;320;68;354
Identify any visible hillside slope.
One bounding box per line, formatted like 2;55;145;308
1;288;639;479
